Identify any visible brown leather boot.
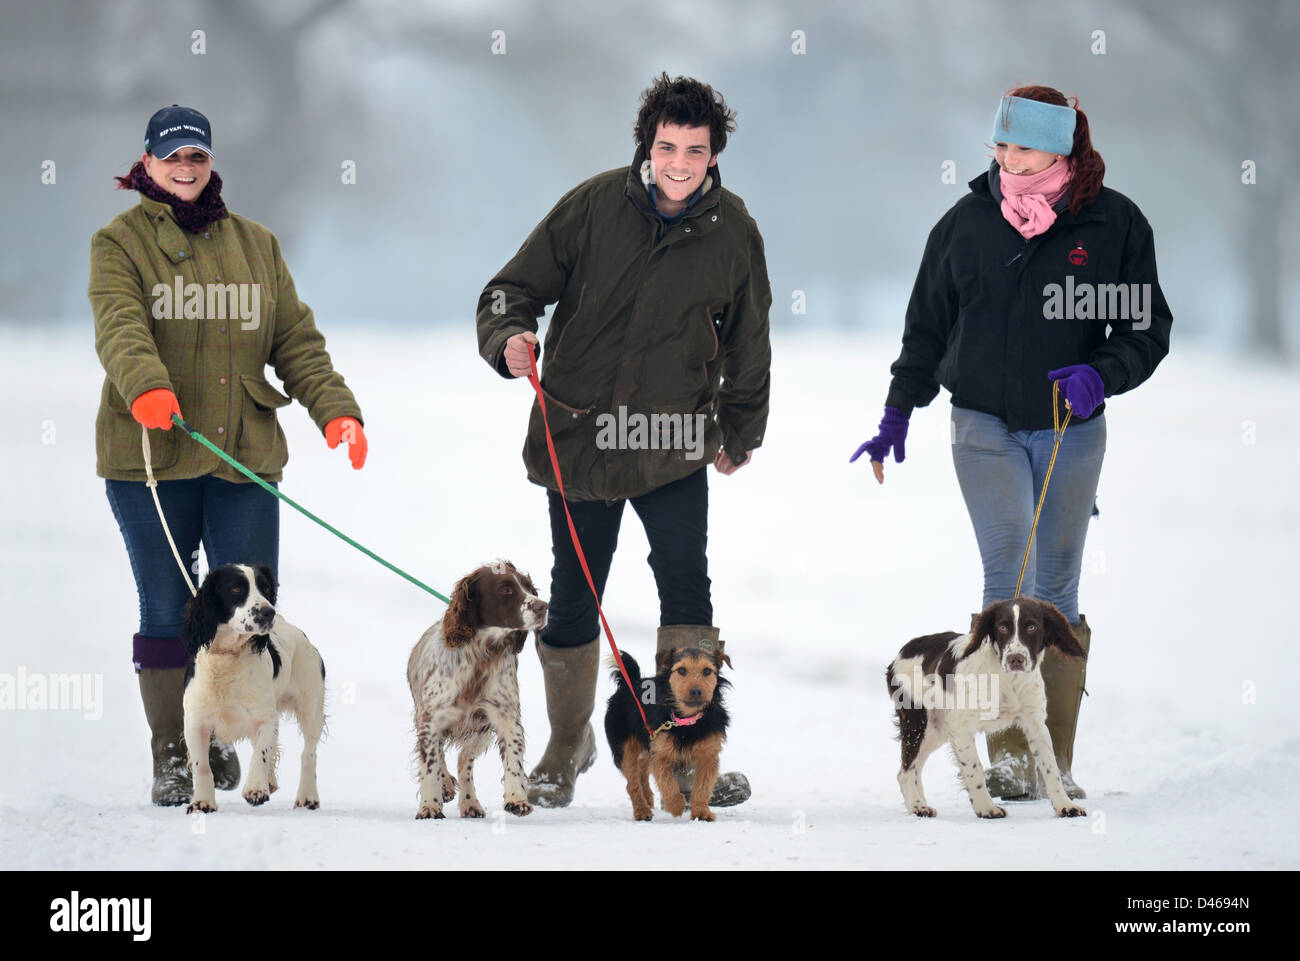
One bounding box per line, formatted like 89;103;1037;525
526;636;599;807
658;625;751;807
1042;615;1090;800
138;667;192;806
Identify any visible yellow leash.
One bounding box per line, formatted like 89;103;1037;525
1014;382;1073;597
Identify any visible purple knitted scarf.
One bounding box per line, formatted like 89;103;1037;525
116;161;228;233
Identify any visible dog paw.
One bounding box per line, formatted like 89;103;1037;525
504;799;533;817
1056;804;1087;818
187;799;217;815
911;805;937;818
294;797;319;810
664;798;687;818
415;805;446;820
441;773;457;802
243;788;270;806
691;809;716;822
975;805;1007;819
633;809;654;821
269;779;279;794
460;802;486;819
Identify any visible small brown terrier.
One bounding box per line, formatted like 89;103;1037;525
603;647;731;821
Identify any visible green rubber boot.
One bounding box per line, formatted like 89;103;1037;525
138;667;192;806
658;625;751;808
1042;615;1090;800
527;636;599;808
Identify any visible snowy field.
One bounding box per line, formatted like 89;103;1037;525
1;324;1297;870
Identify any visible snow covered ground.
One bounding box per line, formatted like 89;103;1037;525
2;324;1296;869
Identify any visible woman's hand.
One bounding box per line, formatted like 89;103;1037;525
326;416;368;469
1047;365;1104;419
850;406;910;485
131;388;182;430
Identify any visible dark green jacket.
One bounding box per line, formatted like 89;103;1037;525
477;149;772;502
90;194;362;482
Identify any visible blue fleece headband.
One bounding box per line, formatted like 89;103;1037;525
991;96;1076;155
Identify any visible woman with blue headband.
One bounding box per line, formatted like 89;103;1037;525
853;86;1172;801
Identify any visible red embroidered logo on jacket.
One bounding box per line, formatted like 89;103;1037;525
1068;243;1088;267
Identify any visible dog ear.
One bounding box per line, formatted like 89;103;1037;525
714;650;732;671
655;647;677;674
442;570;480;647
254;565;277;605
181;575;221;655
964;603;1000;658
1040;601;1086;658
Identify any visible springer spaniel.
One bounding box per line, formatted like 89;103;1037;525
407;561;547;820
886;597;1087;819
181;564;325;814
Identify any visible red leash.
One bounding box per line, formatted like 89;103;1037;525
526;346;654;738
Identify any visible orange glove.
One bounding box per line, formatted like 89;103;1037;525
325;416;367;469
131;388;182;430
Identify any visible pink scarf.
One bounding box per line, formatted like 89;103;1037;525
999;158;1073;239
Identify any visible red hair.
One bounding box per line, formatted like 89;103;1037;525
1005;85;1105;216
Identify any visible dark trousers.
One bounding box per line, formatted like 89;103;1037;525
542;467;712;648
105;476;280;668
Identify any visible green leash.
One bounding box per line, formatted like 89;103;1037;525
169;413;450;604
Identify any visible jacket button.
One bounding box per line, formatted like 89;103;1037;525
214;275;221;281
220;325;227;333
219;377;227;385
217;426;225;435
204;232;211;239
711;215;717;221
178;251;187;258
684;227;692;233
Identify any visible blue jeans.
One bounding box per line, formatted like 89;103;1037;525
543;467;712;648
105;476;279;668
949;406;1105;623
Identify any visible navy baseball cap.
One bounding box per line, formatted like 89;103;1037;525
144;105;214;159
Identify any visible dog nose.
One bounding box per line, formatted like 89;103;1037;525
1005;653;1027;672
689;686;702;699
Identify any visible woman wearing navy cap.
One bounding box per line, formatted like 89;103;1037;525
854;86;1172;801
90;105;368;805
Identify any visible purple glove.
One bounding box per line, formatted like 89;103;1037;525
1048;364;1105;419
851;406;909;464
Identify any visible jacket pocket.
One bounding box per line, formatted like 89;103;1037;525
99;378;182;472
533;383;595;437
237;374;291;473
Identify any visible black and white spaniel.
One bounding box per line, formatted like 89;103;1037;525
407;560;547;820
180;564;326;814
886;597;1087;819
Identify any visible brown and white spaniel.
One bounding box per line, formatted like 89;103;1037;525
407;560;547;820
886;597;1088;820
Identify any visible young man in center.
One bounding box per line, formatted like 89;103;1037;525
476;73;772;808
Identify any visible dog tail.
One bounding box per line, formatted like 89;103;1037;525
605;650;641;690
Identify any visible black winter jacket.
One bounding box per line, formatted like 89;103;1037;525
885;163;1172;431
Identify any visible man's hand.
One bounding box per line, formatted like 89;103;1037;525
504;332;540;378
714;448;752;475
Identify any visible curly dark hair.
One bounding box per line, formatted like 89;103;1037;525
1002;84;1106;216
634;72;737;156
